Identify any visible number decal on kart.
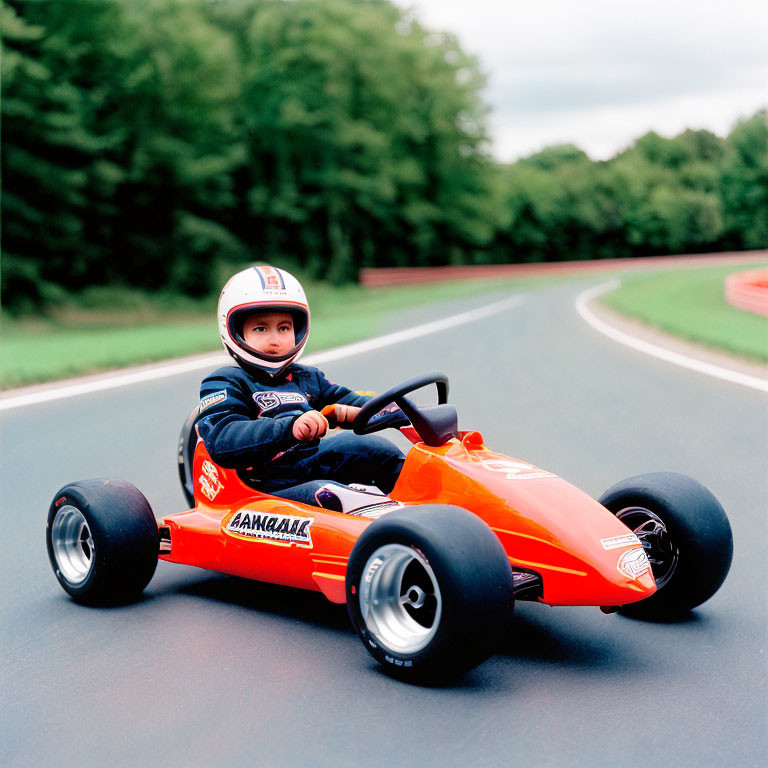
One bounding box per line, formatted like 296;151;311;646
199;461;223;501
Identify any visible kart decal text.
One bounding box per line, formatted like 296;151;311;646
199;461;223;501
480;459;556;480
253;391;308;414
225;510;313;547
200;390;227;412
617;547;652;581
601;533;642;550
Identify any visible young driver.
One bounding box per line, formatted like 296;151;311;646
196;265;405;506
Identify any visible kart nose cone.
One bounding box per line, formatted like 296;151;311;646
587;546;657;606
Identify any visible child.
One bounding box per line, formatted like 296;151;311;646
197;265;405;506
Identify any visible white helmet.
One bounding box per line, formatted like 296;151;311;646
218;265;310;377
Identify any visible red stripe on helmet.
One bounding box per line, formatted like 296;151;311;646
254;266;285;291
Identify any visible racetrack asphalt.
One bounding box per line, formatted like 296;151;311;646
1;277;765;768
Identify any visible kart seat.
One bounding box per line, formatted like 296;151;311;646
272;480;402;518
178;404;401;516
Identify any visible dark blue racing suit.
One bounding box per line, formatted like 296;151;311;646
197;364;405;503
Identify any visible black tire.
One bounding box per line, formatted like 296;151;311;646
178;405;199;507
346;505;515;680
46;479;159;605
599;472;733;619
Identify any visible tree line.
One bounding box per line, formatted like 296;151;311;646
2;0;766;313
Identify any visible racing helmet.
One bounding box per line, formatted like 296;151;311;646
218;265;310;377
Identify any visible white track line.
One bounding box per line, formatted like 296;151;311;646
0;294;525;411
576;280;768;393
306;294;524;365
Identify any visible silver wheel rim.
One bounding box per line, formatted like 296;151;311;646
51;505;95;585
616;506;679;589
358;543;442;654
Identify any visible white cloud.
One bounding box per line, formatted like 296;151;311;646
395;0;768;160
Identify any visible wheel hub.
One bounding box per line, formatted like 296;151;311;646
51;505;94;585
359;544;442;654
617;506;679;589
402;585;427;609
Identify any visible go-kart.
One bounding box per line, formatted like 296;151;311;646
46;373;733;679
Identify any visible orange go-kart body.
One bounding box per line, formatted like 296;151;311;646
159;427;656;609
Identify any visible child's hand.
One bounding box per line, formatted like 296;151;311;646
320;404;362;429
292;411;329;441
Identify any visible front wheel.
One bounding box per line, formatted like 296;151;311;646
346;505;515;680
47;479;159;605
600;472;733;619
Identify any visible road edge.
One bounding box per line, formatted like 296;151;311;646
0;294;525;411
576;280;768;393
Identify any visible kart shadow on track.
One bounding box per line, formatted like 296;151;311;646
172;571;354;636
497;604;708;670
168;572;632;678
169;569;710;683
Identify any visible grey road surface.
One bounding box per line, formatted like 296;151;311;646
2;279;765;768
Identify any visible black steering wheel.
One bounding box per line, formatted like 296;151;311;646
353;372;458;447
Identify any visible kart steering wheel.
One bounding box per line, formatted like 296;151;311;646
353;372;458;447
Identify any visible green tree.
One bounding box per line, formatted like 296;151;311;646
720;112;768;249
234;0;495;279
1;0;247;310
1;0;101;308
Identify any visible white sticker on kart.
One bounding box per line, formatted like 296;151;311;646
617;547;652;581
225;510;313;547
601;533;642;550
480;459;556;480
199;461;223;501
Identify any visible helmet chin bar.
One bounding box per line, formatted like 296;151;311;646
225;347;301;379
241;339;306;367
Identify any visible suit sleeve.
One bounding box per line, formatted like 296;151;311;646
313;369;370;408
196;375;298;467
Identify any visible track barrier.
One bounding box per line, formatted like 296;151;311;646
724;269;768;316
360;250;768;287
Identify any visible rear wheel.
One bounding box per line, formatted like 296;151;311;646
177;405;199;507
346;505;515;680
600;472;733;618
47;479;159;605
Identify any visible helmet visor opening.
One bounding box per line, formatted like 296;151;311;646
228;304;309;363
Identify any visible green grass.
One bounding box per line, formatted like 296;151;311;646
599;262;768;362
1;275;562;389
6;260;764;390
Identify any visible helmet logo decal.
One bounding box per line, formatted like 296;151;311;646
253;266;285;291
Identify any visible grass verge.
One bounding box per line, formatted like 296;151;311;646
5;260;764;390
599;262;768;362
1;275;561;389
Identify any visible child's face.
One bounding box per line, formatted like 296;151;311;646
243;311;295;356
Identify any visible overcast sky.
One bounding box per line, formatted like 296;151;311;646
394;0;768;161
